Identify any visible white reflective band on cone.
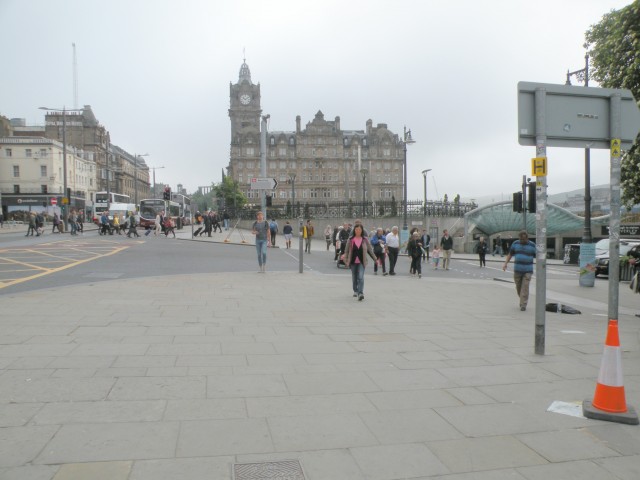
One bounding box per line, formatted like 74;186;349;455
597;345;624;387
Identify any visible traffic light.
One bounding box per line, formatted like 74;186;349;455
163;186;171;200
66;187;71;200
266;195;272;207
528;182;536;213
512;192;523;213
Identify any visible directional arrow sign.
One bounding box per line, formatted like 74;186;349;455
250;177;278;190
518;81;640;149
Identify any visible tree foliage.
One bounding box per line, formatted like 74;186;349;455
586;0;640;208
213;176;247;212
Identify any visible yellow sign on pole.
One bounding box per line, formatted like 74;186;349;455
611;138;621;157
531;157;547;177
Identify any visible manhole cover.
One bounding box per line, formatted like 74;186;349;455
232;459;306;480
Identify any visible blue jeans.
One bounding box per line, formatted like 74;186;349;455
224;219;229;230
350;263;365;295
256;239;268;266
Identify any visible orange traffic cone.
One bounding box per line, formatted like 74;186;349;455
583;319;638;425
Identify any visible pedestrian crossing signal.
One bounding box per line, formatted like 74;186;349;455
513;192;523;213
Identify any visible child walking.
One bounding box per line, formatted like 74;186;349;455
432;245;441;270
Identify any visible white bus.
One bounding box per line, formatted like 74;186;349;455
95;202;137;225
171;193;192;226
92;191;133;223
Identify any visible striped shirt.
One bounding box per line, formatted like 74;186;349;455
510;240;536;274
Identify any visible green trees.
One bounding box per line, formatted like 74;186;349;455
586;0;640;208
213;176;246;212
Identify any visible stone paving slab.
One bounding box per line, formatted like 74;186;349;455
0;266;639;479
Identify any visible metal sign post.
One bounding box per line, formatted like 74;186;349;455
534;87;548;356
518;81;640;356
608;96;622;324
299;218;304;273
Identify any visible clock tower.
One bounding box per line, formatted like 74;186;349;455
229;59;261;143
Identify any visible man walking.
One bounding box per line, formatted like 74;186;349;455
502;230;536;311
303;219;314;253
440;229;453;270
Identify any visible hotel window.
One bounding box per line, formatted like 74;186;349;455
383;148;391;156
279;148;287;156
41;185;48;194
13;185;20;193
246;147;255;156
13;165;20;177
5;148;12;157
41;165;47;177
40;149;47;158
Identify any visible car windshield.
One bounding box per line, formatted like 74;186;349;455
597;240;640;257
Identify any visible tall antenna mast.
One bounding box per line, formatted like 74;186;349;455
72;43;78;109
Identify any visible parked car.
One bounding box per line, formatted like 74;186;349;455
595;240;640;277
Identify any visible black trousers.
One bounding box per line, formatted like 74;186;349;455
387;247;399;274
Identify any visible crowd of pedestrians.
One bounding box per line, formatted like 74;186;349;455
192;210;223;237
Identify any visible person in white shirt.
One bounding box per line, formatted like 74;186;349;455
385;226;400;276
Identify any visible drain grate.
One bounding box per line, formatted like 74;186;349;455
232;459;306;480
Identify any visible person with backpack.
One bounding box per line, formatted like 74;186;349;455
269;219;278;246
126;211;140;238
252;211;271;273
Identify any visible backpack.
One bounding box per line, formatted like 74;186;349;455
270;221;277;233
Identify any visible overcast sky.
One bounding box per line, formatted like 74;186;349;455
0;0;633;203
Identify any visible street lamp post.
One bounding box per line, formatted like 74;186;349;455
360;168;368;218
149;166;165;198
288;173;296;218
566;51;595;287
134;153;149;205
422;169;432;229
402;126;416;235
39;106;83;230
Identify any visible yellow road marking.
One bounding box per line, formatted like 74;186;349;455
0;245;130;289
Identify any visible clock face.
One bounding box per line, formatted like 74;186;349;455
240;94;251;105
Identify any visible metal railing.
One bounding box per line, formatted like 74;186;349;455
224;199;477;220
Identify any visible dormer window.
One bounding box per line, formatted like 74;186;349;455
270;137;275;146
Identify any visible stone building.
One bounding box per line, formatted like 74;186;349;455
0;135;96;220
227;60;405;204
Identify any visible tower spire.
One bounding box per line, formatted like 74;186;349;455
239;49;251;84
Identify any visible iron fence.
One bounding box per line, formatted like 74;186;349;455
225;199;477;220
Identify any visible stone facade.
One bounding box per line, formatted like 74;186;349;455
227;61;405;203
0;136;96;218
42;106;150;200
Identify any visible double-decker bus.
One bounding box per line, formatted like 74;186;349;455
138;198;180;230
92;191;133;223
171;193;192;226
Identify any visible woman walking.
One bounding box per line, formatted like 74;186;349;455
324;225;333;250
477;236;489;267
252;211;271;272
342;223;377;301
